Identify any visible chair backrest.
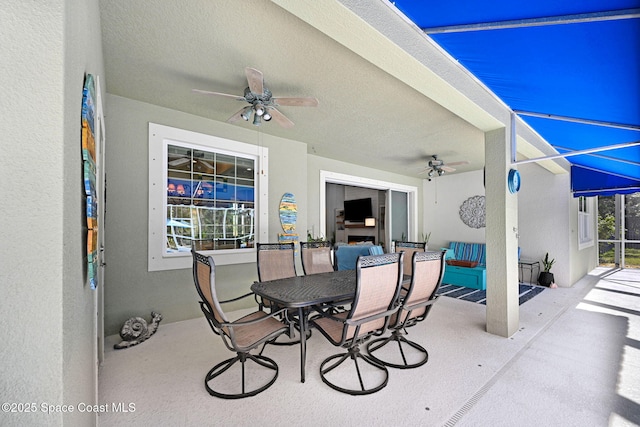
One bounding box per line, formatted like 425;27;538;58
400;250;445;324
347;253;404;339
192;250;229;328
395;241;426;276
256;242;296;282
300;241;334;275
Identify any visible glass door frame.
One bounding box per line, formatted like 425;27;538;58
319;170;418;248
598;192;640;268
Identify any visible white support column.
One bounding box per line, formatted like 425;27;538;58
485;127;520;337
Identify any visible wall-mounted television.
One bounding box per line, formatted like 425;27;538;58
344;198;373;222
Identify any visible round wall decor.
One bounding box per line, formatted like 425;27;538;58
508;169;521;194
459;195;485;229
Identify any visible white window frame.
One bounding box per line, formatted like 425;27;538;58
148;123;268;271
578;196;595;250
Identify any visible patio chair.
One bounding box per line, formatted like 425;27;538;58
395;241;426;276
255;242;296;310
256;242;308;344
256;242;297;282
300;241;334;275
366;250;445;369
310;252;404;395
191;250;289;399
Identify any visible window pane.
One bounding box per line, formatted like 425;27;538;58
598;241;616;267
624;243;640;269
625;193;640;241
166;143;255;253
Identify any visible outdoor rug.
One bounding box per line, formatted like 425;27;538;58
437;283;545;306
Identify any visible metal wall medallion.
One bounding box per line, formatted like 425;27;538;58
459;195;485;229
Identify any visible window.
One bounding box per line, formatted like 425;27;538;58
149;123;268;271
578;196;594;250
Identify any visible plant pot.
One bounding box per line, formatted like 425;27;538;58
538;271;554;287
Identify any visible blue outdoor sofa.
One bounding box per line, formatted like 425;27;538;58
441;241;487;290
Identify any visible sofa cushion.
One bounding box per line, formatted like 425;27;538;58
368;245;384;255
335;244;373;270
441;248;456;260
449;241;486;266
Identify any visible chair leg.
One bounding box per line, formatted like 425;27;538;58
366;329;429;369
268;309;312;346
319;345;389;395
204;352;279;399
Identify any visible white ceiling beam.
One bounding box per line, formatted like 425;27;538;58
422;8;640;34
514;110;640;132
514;140;640;165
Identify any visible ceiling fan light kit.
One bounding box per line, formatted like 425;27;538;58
193;67;318;129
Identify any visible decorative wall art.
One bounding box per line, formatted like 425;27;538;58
278;192;299;251
82;74;99;289
279;192;297;232
459;195;486;229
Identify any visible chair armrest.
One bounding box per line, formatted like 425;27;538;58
310;305;347;323
345;305;400;327
402;296;438;313
219;291;255;305
218;307;289;329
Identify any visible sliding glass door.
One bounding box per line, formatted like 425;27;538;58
598;192;640;268
389;190;408;242
319;171;418;253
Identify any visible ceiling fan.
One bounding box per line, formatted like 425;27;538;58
419;155;469;180
192;67;319;128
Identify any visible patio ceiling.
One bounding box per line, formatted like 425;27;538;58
392;0;640;196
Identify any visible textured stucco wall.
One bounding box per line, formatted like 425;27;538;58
0;0;103;425
0;2;66;424
103;95;308;336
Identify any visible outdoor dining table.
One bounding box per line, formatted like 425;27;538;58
251;269;357;383
251;269;411;383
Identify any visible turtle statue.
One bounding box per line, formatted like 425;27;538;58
114;311;162;350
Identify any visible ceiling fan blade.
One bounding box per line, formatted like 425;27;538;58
267;107;294;128
272;97;319;107
192;89;244;100
441;165;456;173
245;67;264;95
446;160;470;167
227;107;246;123
169;158;190;167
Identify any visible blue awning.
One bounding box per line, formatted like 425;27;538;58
572;166;640;197
392;0;640;196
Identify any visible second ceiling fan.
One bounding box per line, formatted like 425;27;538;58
193;67;319;128
420;155;469;180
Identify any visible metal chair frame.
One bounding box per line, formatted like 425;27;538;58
310;252;404;395
255;242;310;345
300;240;335;275
192;251;289;399
395;241;426;276
366;250;445;369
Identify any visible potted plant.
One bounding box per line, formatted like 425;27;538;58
538;252;555;287
421;232;431;251
307;230;326;242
